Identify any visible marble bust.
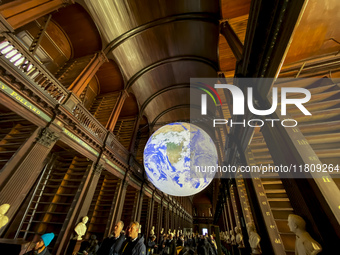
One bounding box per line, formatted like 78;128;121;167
226;231;231;243
230;229;236;245
74;216;88;240
247;223;261;254
288;214;322;255
235;226;244;248
0;204;10;230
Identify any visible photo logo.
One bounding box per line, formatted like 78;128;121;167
195;82;312;128
193;82;222;115
201;84;311;116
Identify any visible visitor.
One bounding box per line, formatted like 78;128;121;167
24;232;55;255
97;221;126;255
197;236;208;255
147;235;157;255
119;221;146;255
166;233;176;255
85;235;99;255
176;234;184;247
159;234;168;254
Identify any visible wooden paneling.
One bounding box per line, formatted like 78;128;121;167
229;15;248;43
52;3;102;58
220;0;251;19
96;60;124;94
283;0;340;64
21;18;71;73
119;93;139;117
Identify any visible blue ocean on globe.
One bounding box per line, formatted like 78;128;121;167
143;122;217;196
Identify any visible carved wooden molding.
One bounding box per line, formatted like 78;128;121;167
94;164;103;176
36;128;59;148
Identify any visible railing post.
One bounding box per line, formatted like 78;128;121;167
63;92;81;112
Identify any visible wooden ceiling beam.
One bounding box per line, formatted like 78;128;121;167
150;104;192;127
220;20;243;61
104;13;218;54
125;56;218;90
140;83;190;115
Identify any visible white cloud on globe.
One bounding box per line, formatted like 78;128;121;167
143;122;217;196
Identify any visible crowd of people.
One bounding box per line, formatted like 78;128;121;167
22;220;218;255
154;232;218;255
81;221;218;255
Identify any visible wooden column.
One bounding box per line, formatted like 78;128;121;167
134;185;144;222
0;127;59;235
156;199;163;240
155;196;162;241
106;90;128;132
172;207;175;231
128;115;142;154
107;178;124;235
146;192;155;241
214;225;222;255
73;163;104;223
57;161;94;254
0;0;74;32
226;193;240;255
235;177;254;226
165;202;169;232
230;183;252;254
112;175;129;225
0;127;39;189
170;206;174;231
220;20;243;61
222;204;229;234
68;51;108;97
174;208;178;233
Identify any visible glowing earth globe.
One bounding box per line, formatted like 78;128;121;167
143;122;217;196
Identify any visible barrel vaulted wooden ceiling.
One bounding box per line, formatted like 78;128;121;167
84;0;223;133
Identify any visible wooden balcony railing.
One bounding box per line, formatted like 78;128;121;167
0;33;68;104
72;103;107;142
129;155;144;177
0;33;137;168
106;132;130;162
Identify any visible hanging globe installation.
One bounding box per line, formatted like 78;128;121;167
143;122;218;196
